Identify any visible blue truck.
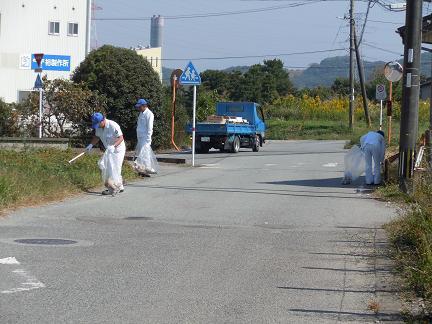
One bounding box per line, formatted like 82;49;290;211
187;102;266;153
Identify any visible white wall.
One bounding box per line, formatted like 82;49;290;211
0;0;89;103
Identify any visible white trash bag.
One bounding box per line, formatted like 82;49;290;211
98;150;122;191
342;145;365;184
134;143;159;174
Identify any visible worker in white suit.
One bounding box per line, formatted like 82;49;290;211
360;130;385;185
86;112;126;195
134;98;158;175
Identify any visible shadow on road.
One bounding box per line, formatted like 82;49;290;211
278;286;398;294
288;308;402;322
127;184;371;200
261;177;367;189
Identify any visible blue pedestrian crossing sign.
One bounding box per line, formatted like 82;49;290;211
179;61;201;85
34;74;43;89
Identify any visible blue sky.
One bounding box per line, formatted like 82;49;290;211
94;1;428;71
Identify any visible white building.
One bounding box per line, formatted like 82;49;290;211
0;0;91;103
135;47;162;82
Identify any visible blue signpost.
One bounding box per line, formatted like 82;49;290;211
180;62;201;167
33;53;44;138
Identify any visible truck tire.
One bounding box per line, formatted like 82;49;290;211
252;135;260;152
196;146;209;154
231;136;240;153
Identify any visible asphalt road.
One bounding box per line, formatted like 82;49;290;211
0;140;401;323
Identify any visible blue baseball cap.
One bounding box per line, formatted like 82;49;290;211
91;112;104;129
135;98;148;108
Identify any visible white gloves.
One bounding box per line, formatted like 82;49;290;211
107;145;115;153
85;144;93;153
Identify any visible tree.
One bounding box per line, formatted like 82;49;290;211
20;78;107;138
196;89;220;121
72;45;168;148
262;59;294;96
331;78;360;97
0;99;20;137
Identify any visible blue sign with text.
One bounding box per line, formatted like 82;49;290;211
31;54;71;71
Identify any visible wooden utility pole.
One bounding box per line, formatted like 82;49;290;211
353;24;371;127
398;0;422;193
348;0;355;129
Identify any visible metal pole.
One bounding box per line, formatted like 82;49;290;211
192;85;196;167
398;0;422;193
349;0;355;129
85;0;92;55
39;82;43;139
388;81;393;146
379;100;383;130
353;24;371;127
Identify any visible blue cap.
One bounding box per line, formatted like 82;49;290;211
135;98;148;108
91;112;104;129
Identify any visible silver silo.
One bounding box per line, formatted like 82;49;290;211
150;15;164;48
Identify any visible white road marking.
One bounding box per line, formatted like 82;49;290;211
323;163;338;167
0;257;45;294
265;164;277;167
0;257;20;265
199;164;221;169
1;269;45;294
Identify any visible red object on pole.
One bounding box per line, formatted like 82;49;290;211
170;69;183;152
34;53;44;68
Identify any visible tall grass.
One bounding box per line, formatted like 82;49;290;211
264;95;430;144
380;165;432;318
266;95;430;122
0;149;136;211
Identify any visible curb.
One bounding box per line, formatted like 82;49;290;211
125;154;186;164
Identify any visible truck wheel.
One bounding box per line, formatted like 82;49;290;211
231;136;240;153
252;135;260;152
196;146;209;154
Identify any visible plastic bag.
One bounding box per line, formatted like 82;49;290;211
134;143;159;174
343;145;365;184
98;150;122;190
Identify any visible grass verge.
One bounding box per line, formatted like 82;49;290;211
0;148;137;212
378;171;432;320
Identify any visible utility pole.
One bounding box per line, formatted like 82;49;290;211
353;24;371;127
349;0;355;129
398;0;422;193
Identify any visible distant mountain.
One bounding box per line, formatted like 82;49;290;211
291;56;385;89
222;66;250;74
163;53;432;89
291;53;432;89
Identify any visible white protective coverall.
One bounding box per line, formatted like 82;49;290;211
360;131;385;185
135;108;156;173
96;119;126;189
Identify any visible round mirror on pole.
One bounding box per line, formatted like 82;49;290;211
384;61;403;82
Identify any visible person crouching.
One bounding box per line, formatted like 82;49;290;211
86;112;126;196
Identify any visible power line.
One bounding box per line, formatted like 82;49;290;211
362;42;403;56
161;48;346;61
368;19;404;25
94;2;319;21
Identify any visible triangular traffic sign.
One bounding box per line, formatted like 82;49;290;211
34;53;44;68
34;74;43;89
179;61;201;85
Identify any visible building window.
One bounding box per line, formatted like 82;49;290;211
67;23;78;36
48;21;60;35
